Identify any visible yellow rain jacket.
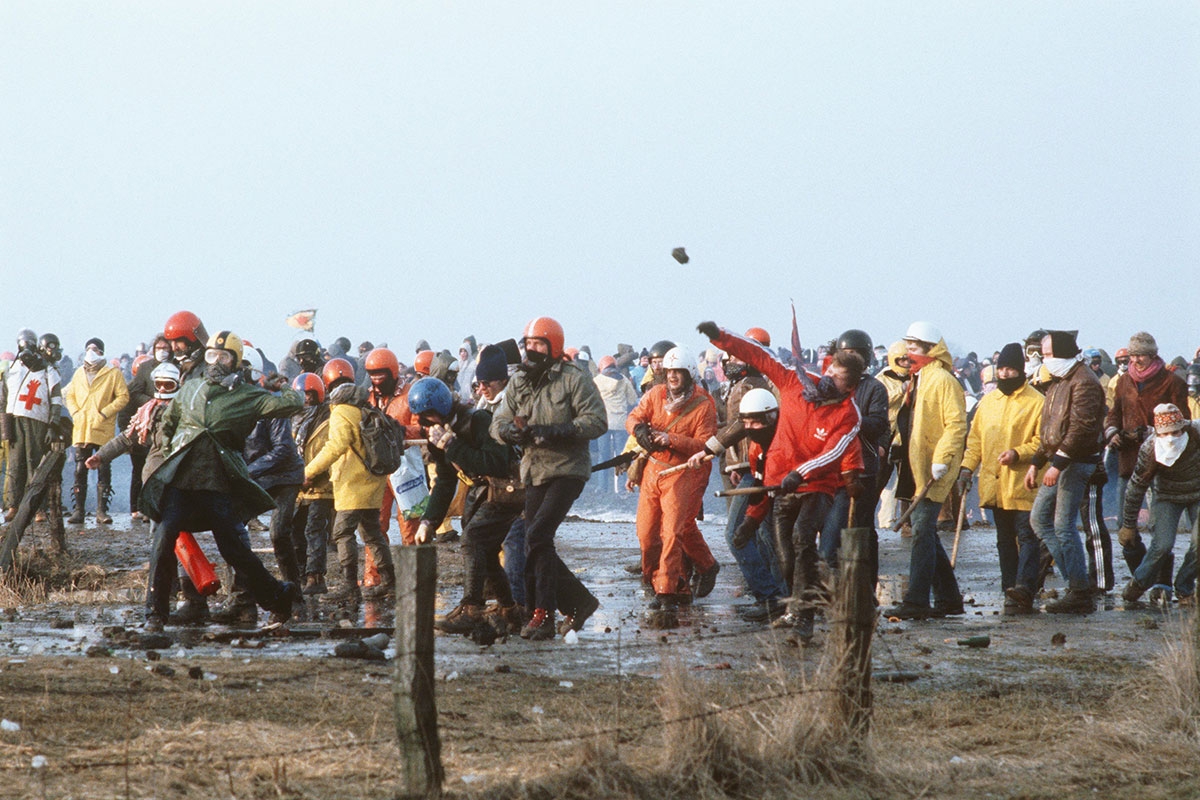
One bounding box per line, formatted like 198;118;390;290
63;364;129;447
304;402;387;511
906;339;967;505
962;382;1044;511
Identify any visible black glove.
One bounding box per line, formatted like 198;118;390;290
500;425;532;446
697;321;720;341
732;516;759;549
780;470;804;493
633;423;657;452
528;423;574;444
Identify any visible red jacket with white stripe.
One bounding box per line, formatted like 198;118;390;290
712;329;862;500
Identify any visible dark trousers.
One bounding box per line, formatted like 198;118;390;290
72;444;111;509
773;491;833;615
6;416;48;509
819;477;882;585
293;498;333;575
332;507;394;585
128;444;148;512
993;508;1040;592
267;484;302;583
503;516;527;607
146;488;288;619
461;488;522;607
523;477;594;616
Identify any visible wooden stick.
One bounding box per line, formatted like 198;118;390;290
950;478;970;568
657;453;713;478
890;478;937;532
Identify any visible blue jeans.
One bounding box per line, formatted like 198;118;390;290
902;498;961;609
1135;499;1200;588
724;476;786;602
1031;461;1091;589
993;508;1039;592
503;516;527;607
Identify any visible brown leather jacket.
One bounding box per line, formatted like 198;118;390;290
1035;361;1105;469
1104;367;1191;478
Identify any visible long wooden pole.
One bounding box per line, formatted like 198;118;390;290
392;544;443;798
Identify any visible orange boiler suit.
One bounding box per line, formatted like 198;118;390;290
626;383;719;596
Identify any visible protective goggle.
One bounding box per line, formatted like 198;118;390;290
204;349;235;366
154;380;179;393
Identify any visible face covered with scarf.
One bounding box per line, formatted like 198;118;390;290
204;347;240;385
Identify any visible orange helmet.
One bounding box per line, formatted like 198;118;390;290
321;357;356;389
131;353;151;375
598;355;616;372
292;372;325;403
414;350;435;376
745;327;771;347
523;317;565;359
1115;348;1130;359
364;347;399;379
563;347;579;360
164;310;208;345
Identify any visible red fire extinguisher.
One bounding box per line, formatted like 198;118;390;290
175;531;221;596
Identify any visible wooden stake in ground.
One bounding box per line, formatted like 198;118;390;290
392;544;443;799
828;500;874;742
0;448;67;571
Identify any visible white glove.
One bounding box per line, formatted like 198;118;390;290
931;463;949;481
415;520;432;544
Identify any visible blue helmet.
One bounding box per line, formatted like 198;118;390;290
408;377;453;417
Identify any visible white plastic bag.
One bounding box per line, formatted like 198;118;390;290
390;447;429;519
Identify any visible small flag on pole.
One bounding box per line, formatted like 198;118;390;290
286;309;317;332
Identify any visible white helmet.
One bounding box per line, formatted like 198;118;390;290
903;321;942;345
738;387;779;417
242;346;265;382
661;345;699;381
151;362;182;399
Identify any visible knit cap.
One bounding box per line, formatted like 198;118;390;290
1154;403;1187;434
996;343;1024;371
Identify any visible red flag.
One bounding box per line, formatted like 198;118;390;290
285;309;317;332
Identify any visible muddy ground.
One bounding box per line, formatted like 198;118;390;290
3;481;1200;798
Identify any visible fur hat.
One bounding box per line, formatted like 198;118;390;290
1128;331;1157;357
1154;403;1187;434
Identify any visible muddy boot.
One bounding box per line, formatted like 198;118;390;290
436;603;484;634
68;485;86;525
210;590;259;626
520;608;556;641
302;573;327;595
329;564;362;605
1044;587;1095;615
168;599;211;626
96;484;113;525
1122;578;1146;604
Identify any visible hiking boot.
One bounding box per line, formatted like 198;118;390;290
740;600;770;622
362;582;395;601
144;615;165;633
302;573;327;595
693;563;720;599
96;509;113;525
930;596;966;618
520;608;556;641
270;582;303;624
1122;579;1146;604
167;600;210;626
1044;588;1095;615
436;603;485;634
1004;586;1035;614
558;594;600;636
68;506;85;525
484;603;528;636
880;602;932;620
210;602;259;626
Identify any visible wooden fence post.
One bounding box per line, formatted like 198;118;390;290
0;449;66;571
392;544;443;798
829;526;875;741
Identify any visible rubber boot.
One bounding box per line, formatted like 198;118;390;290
68;485;86;525
330;563;362;605
362;546;381;589
96;484;113;525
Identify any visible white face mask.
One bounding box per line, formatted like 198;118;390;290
1043;356;1079;379
83;349;105;366
1155;431;1188;467
155;347;171;362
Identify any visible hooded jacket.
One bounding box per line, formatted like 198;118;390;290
903;339;968;505
63;363;129;446
962;381;1043;511
304;384;388;511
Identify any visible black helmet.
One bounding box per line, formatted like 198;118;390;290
648;340;676;360
38;333;62;362
836;329;873;358
1024;328;1049;347
294;338;321;358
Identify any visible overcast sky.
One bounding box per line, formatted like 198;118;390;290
3;3;1197;365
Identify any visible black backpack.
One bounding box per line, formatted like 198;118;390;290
357;405;406;476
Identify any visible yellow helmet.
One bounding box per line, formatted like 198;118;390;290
206;330;244;363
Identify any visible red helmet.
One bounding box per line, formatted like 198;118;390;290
745;327;771;347
1115;348;1130;359
364;347;399;379
414;350;435;375
523;317;565;360
292;372;325;403
164;311;208;345
321;358;356;389
598;355;616;372
131;353;151;375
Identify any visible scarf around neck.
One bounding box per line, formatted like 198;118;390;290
1128;356;1165;384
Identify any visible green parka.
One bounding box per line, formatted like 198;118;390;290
139;377;302;523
